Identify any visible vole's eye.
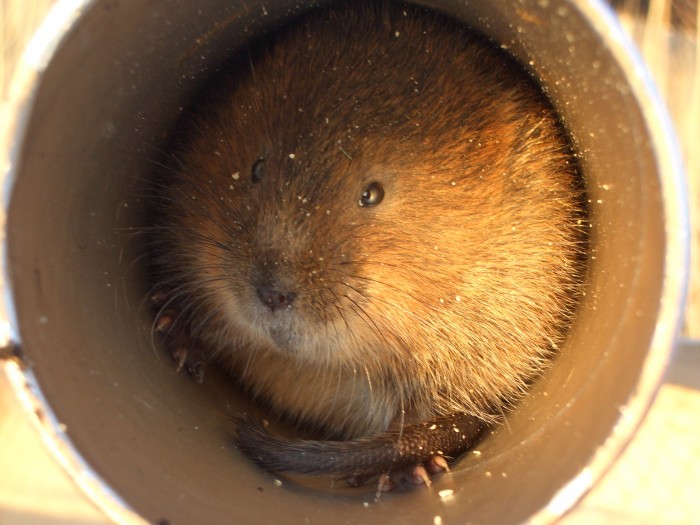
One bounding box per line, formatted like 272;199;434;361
251;159;265;184
359;181;384;207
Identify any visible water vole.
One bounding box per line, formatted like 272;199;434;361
149;1;587;488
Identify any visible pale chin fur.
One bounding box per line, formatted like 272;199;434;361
217;287;353;364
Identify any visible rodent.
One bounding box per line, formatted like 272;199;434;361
148;1;587;488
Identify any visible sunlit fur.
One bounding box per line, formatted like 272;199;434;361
150;2;588;440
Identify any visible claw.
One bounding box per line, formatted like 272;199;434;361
426;454;450;474
155;313;173;333
411;465;431;486
377;473;393;493
172;347;189;373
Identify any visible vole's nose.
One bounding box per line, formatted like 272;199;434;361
256;285;297;312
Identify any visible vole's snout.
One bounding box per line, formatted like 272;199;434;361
251;252;298;312
256;285;297;312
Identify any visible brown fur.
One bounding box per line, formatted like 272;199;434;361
150;1;587;445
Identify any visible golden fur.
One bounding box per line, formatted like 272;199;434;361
150;1;587;440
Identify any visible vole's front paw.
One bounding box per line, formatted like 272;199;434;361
152;291;208;383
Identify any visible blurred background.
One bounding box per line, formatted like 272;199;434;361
1;0;698;523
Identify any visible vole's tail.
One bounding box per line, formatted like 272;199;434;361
234;412;485;486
